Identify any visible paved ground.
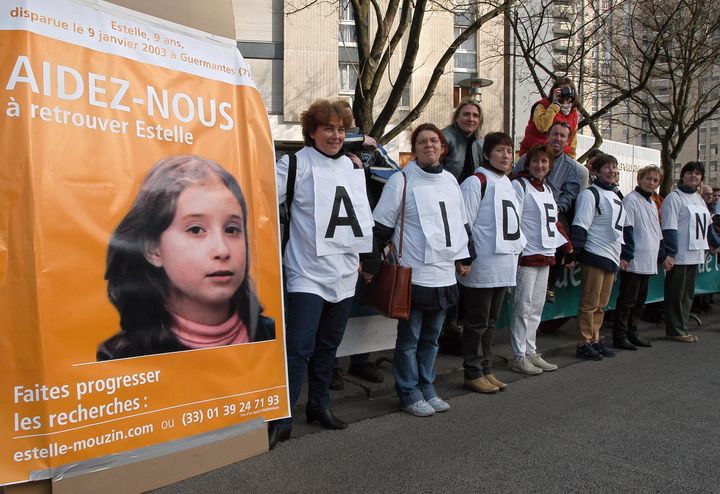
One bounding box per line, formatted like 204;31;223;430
156;306;720;493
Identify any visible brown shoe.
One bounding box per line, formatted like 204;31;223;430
463;376;499;394
666;335;696;343
484;373;507;391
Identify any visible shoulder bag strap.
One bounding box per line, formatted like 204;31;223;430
398;171;407;261
473;171;487;200
282;153;297;253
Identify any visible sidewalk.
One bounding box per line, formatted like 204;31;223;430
289;303;713;439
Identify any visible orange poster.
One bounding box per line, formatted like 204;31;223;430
0;0;287;485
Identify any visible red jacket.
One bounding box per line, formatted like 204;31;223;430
519;98;579;157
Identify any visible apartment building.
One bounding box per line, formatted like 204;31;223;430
510;0;720;187
235;0;506;158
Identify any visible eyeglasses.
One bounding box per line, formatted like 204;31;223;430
417;138;441;146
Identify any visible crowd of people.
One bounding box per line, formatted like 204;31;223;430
267;85;719;449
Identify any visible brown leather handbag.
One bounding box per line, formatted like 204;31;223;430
362;173;412;320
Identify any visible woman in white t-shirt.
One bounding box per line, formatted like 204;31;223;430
509;144;573;375
612;165;664;350
661;162;719;343
459;132;525;393
269;100;374;447
370;123;474;417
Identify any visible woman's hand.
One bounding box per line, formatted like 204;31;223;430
359;264;374;284
362;135;377;149
663;256;675;272
619;259;630;271
455;261;471;277
347;152;363;168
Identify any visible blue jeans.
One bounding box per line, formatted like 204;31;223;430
276;292;353;429
393;308;446;406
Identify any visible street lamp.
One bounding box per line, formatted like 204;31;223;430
458;77;493;102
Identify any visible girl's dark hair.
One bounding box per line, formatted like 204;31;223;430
592;153;618;172
524;143;554;175
410;123;448;162
482;132;514;166
300;99;353;146
101;155;263;359
679;161;705;183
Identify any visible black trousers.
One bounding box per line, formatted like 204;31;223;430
461;285;507;379
664;264;698;337
613;271;650;338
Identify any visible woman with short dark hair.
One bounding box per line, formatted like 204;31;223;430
661;162;719;343
460;132;525;392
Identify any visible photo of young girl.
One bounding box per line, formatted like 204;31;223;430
97;155;275;361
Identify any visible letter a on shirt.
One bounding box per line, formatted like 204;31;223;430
312;166;373;256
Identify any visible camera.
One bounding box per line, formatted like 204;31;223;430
559;87;574;100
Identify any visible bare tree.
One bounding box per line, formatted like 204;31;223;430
507;0;662;162
289;0;516;143
606;0;720;194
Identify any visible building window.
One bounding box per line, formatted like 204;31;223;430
339;61;358;95
338;0;359;97
339;0;356;46
453;7;477;107
454;8;477;74
397;81;412;118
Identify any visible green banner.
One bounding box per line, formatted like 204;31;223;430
540;253;720;321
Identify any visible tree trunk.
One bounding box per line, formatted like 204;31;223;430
660;145;675;196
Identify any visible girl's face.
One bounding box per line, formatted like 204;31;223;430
528;153;551;180
485;144;513;174
414;130;445;167
310;116;346;156
145;177;246;325
681;169;702;188
638;171;661;194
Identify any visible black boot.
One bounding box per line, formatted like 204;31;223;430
613;334;638;351
627;331;652;348
306;408;347;430
268;423;291;450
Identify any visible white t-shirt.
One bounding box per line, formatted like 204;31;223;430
573;184;625;266
661;189;711;266
513;177;566;257
623;190;662;275
276;146;372;302
373;161;469;288
459;167;525;288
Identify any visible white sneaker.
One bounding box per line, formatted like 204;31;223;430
528;353;558;371
509;357;543;375
426;396;450;412
401;399;435;417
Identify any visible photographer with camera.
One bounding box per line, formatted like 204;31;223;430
519;77;580;159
